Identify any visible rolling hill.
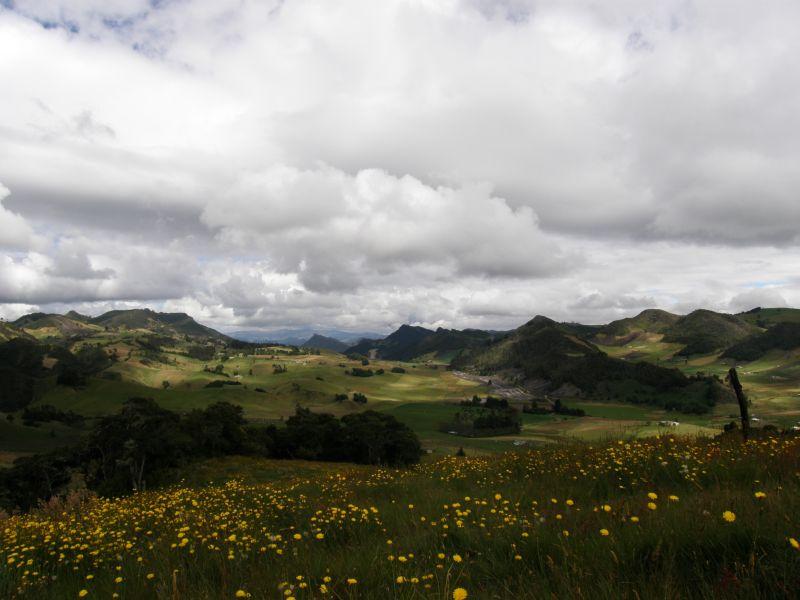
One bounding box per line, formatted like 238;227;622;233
12;312;100;339
736;306;800;327
661;309;759;356
721;321;800;361
302;334;349;352
0;321;33;343
89;309;231;340
346;325;498;362
452;315;727;413
594;309;680;346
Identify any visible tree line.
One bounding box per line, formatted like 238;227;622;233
0;399;422;512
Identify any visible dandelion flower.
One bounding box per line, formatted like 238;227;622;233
347;578;357;585
600;528;610;536
453;554;463;563
78;592;88;598
647;502;657;511
648;492;658;500
789;538;799;550
235;591;248;599
722;510;736;523
453;588;468;600
754;492;767;500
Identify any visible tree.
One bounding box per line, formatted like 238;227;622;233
183;402;248;457
341;411;422;466
85;397;189;495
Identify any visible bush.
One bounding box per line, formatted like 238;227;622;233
204;380;242;388
349;367;374;377
186;345;216;361
21;405;85;426
553;398;586;417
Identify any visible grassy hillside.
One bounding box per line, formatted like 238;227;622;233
662;310;759;356
11;313;100;340
302;334;349;353
347;325;496;363
594;309;680;346
2;434;799;599
88;309;231;341
453;316;726;414
4;308;800;466
0;322;33;343
737;307;800;327
722;322;800;361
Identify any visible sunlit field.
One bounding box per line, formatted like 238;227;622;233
3;434;799;599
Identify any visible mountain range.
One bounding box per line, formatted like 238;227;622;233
2;305;799;415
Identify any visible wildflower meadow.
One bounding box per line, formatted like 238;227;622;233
2;434;799;599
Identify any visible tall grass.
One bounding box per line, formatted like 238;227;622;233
2;434;799;599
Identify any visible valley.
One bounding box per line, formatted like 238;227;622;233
2;306;800;466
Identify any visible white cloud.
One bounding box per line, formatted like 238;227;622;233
0;183;39;250
1;1;800;330
203;165;576;291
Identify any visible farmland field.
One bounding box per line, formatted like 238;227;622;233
5;339;800;466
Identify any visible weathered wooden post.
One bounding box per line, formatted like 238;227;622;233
727;367;749;441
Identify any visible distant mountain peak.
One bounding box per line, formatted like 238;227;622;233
302;334;349;352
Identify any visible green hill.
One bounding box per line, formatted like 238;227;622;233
346;325;497;362
595;309;680;346
13;313;100;339
90;309;230;341
302;334;349;353
721;322;800;361
453;316;726;413
662;309;759;356
736;306;800;327
0;321;33;343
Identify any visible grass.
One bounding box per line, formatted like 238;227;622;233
2;434;799;599
0;419;88;466
4;338;799;460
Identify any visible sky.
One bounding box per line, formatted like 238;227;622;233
1;0;799;334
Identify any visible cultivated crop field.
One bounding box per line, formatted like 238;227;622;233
2;434;799;599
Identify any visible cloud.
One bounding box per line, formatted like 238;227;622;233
728;289;789;313
202;165;577;291
0;183;39;250
1;1;800;330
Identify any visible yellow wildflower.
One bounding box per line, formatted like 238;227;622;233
453;588;468;600
722;510;736;523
